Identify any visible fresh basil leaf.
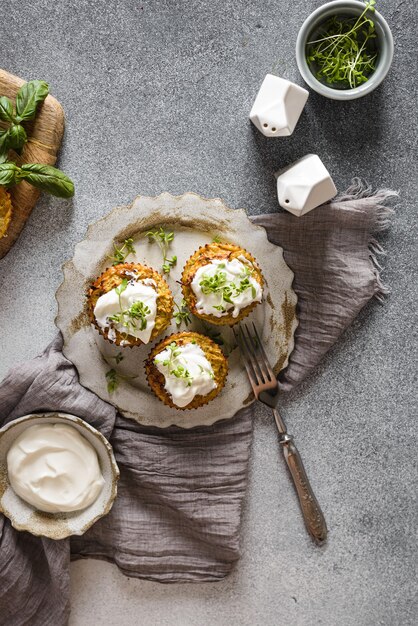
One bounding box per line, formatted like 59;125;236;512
0;96;15;123
7;124;27;152
0;162;21;186
20;163;74;198
0;129;11;156
15;80;49;122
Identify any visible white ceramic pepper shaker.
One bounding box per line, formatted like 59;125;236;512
275;154;337;217
249;74;309;137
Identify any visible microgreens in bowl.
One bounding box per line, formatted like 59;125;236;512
306;0;378;89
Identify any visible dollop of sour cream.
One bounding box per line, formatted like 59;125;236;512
154;342;217;408
191;256;262;318
7;424;105;514
94;277;157;344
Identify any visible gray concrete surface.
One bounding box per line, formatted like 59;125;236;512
1;1;417;624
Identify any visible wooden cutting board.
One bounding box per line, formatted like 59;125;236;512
0;69;65;259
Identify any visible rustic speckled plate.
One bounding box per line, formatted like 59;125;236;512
55;193;298;428
0;413;119;540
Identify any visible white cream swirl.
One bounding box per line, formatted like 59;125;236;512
94;277;157;344
154;342;217;408
7;423;105;513
191;256;262;318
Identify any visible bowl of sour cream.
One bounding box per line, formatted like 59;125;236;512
0;412;119;539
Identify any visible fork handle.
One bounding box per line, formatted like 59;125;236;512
273;410;327;545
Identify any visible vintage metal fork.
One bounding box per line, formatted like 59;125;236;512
233;322;327;545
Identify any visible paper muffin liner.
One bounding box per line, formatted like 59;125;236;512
180;242;265;326
145;331;229;411
87;262;174;348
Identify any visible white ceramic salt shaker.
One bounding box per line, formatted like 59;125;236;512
275;154;337;217
249;74;309;137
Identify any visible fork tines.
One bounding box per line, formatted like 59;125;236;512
233;322;276;389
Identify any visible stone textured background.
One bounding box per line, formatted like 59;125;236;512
0;1;417;624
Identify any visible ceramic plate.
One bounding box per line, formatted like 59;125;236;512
55;193;298;428
0;413;119;540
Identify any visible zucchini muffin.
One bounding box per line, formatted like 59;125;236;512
181;242;264;326
0;187;12;239
145;331;228;410
87;263;174;347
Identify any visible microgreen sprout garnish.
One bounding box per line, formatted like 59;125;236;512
200;270;227;294
154;341;181;368
306;0;378;89
173;299;191;327
212;235;222;243
114;278;128;310
108;238;136;266
201;322;237;357
235;277;257;298
115;278;128;297
109;300;151;332
106;368;119;393
109;352;124;364
201;323;224;346
105;367;137;393
146;226;177;275
199;266;256;310
154;341;194;386
162;255;177;274
170;365;193;386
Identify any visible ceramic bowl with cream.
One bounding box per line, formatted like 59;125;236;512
0;412;119;539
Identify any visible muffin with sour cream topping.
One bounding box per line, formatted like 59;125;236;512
181;242;264;326
87;263;174;346
145;331;228;410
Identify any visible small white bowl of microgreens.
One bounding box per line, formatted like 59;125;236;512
296;0;393;100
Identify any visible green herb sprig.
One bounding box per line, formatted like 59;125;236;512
199;265;255;309
109;300;151;333
170;364;193;386
155;341;180;369
0;80;74;197
156;341;180;367
201;322;224;347
306;0;378;89
200;268;227;295
146;227;177;275
106;368;119;393
154;341;193;386
200;321;237;357
173;299;191;327
0;81;49;155
0;162;74;197
115;278;128;305
105;367;137;393
110;352;124;364
108;238;136;265
106;278;151;333
162;256;177;274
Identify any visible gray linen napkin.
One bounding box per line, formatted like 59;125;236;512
0;181;395;626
